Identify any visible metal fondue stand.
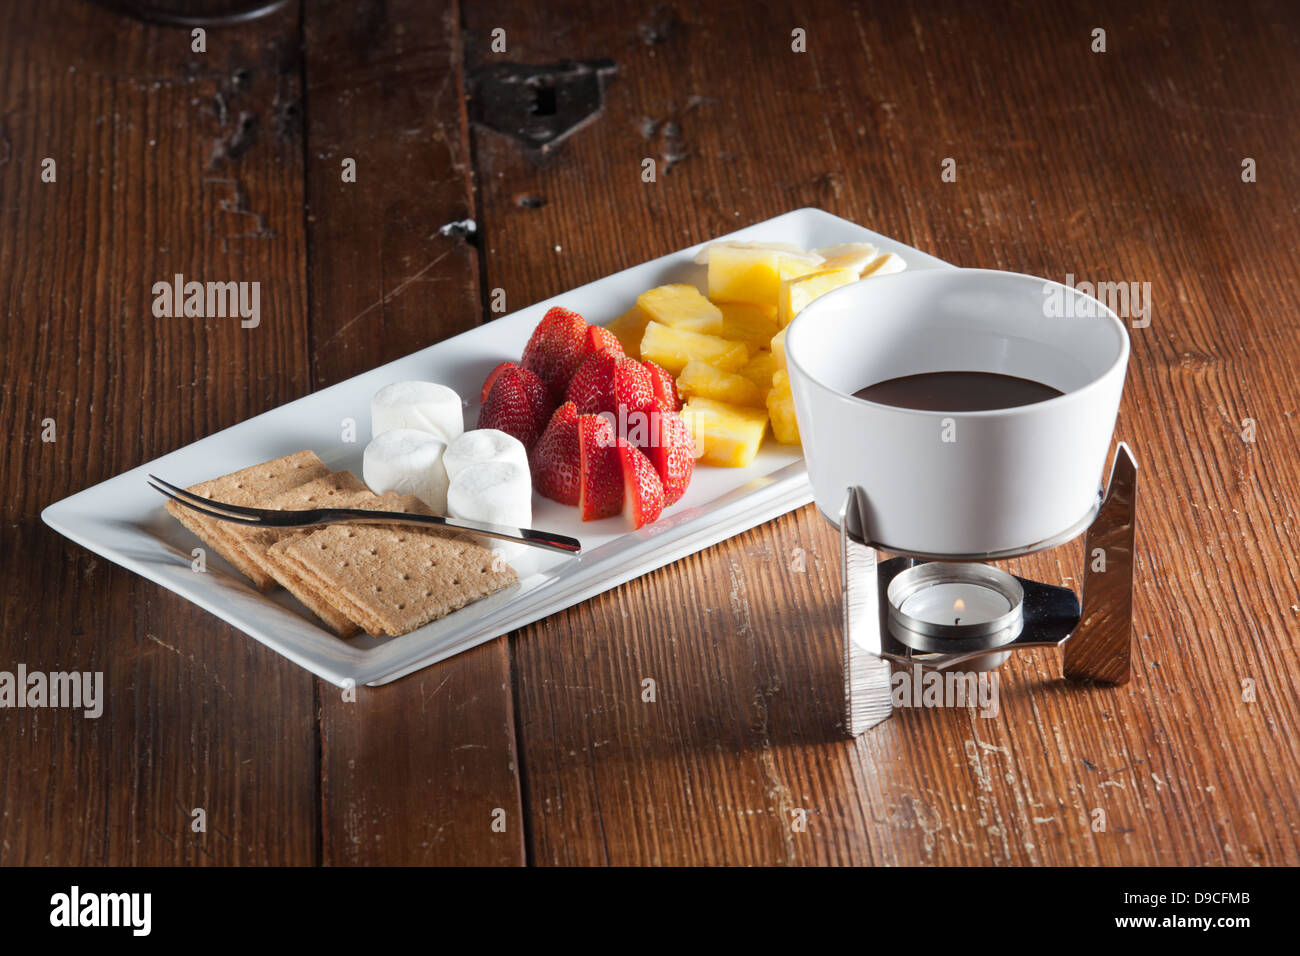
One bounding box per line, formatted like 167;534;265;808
840;442;1138;735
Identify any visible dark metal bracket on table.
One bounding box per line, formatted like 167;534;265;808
468;59;617;154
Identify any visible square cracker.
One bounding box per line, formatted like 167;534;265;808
256;485;430;638
233;470;370;584
164;451;329;590
229;471;374;637
267;492;447;636
276;516;517;637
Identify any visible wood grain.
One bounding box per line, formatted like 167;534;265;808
0;0;318;864
3;0;1299;866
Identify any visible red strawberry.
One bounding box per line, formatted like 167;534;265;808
530;402;581;505
585;324;624;358
643;408;695;506
479;365;551;449
566;348;620;415
522;307;589;401
567;352;656;420
612;357;654;415
642;360;680;412
577;414;623;521
617;438;664;529
480;360;518;405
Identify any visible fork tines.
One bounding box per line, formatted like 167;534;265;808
147;475;268;526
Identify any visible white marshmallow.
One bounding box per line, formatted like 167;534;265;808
447;461;532;559
443;429;529;482
362;428;450;514
371;381;464;443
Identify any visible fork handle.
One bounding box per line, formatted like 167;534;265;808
320;509;582;555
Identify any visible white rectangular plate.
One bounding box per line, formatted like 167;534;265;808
43;208;952;686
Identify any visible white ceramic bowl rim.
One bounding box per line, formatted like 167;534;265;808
784;268;1131;419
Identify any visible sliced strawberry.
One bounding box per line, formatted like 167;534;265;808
612;357;654;415
480;360;518;405
522;306;589;401
642;360;680;412
617;438;664;529
643;408;695;507
479;365;552;450
577;414;623;521
585;324;624;358
566;351;656;422
530;401;581;505
566;348;620;415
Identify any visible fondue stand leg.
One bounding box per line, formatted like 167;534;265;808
1064;443;1138;685
840;487;894;735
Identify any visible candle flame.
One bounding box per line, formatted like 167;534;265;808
953;598;966;613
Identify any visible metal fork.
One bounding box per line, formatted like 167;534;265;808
148;474;582;555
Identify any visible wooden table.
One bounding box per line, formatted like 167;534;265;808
3;0;1298;866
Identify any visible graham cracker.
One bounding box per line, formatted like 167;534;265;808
257;486;430;638
225;471;373;637
275;496;452;639
276;548;390;637
276;516;517;637
267;492;442;638
164;451;329;590
234;470;370;584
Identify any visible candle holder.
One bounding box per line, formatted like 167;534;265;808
840;442;1137;735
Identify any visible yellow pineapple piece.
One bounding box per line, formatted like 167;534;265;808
778;254;823;281
777;267;861;326
706;244;822;306
815;242;880;274
639;321;749;375
681;397;769;467
738;350;779;396
860;252;907;278
718;302;780;352
708;245;782;305
605;305;651;359
677;360;765;408
766;369;801;445
637;283;724;335
770;327;787;369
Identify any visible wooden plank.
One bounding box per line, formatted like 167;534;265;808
300;0;524;866
0;0;318;863
461;0;1300;864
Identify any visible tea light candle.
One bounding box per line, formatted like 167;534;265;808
887;562;1024;651
899;583;1011;627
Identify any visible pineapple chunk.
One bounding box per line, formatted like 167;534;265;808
677;360;765;408
777;267;861;326
640;321;748;375
637;283;724;335
708;244;783;305
682;397;769;467
694;240;818;265
738;350;779;396
718;302;780;352
770;327;787;369
766;369;801;445
706;244;823;306
778;255;822;281
605;305;651;359
860;252;907;278
815;242;880;274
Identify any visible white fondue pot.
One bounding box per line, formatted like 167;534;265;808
784;268;1129;557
